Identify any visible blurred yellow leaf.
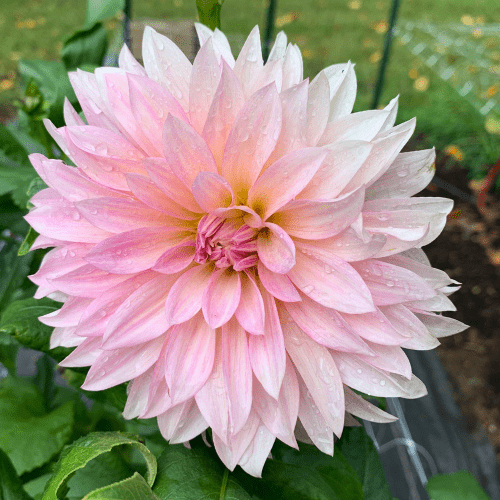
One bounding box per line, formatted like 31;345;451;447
369;51;382;63
302;49;313;59
408;68;418;79
473;28;482;38
347;0;361;10
486;85;499;98
485;116;500;135
0;80;14;91
461;15;474;26
374;21;388;33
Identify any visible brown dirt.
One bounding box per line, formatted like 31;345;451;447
414;140;500;465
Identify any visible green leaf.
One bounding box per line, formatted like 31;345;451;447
84;473;160;500
0;376;74;475
425;471;491;500
18;227;40;256
0;332;18;375
62;23;109;72
66;451;135;499
0;447;33;500
153;443;251;500
0;240;34;310
85;0;125;28
0;124;37;207
18;60;77;127
23;474;52;500
336;426;392;500
42;432;157;500
269;441;364;500
196;0;224;30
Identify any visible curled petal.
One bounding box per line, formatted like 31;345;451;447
257;223;296;274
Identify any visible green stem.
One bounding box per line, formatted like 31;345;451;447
219;468;229;500
371;0;401;109
263;0;277;62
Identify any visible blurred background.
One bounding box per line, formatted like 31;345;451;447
1;0;500;498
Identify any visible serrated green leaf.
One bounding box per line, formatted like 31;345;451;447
269;441;364;500
62;23;108;72
85;0;125;28
0;447;33;500
83;472;160;500
0;376;74;475
42;432;157;500
153;443;251;500
336;426;392;500
425;471;491;500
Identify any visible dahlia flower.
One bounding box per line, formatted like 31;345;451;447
26;24;467;476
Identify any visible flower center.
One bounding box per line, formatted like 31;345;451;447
194;214;258;271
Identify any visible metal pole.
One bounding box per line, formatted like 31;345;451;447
263;0;277;62
124;0;132;49
371;0;401;109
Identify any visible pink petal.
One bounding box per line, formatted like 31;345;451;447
282;314;345;437
165;313;216;405
287;251;375;314
202;61;245;168
195;335;230;444
202;268;241;328
342;119;416;193
271;187;365;239
75;197;170;233
144;157;202;213
128;73;189;155
123;368;153;419
158;400;209;443
413;311;468;338
381;304;441;350
84;227;189;274
75;271;156;338
39;296;93;327
221;83;281;198
319;109;389;145
357;341;412;379
162;114;217;188
153;240;196;274
340;307;411;345
235;272;265;335
141;26;191;111
306;71;330;146
63;97;85;126
49;264;133;298
257;223;296;274
195;23;235;66
81;335;165;391
297;376;333;454
102;273;179;349
118;43;147;76
25;205;112;244
246;58;283;97
298;141;373;201
238;421;275;477
50;326;83;349
39;158;125;202
330;350;426;398
326;62;356;120
165;264;213;324
257;261;301;302
248;288;286;399
221;318;252;433
366;148;436;201
268;31;287;61
126;173;198;219
248;147;327;220
58;337;103;367
281;44;303;91
379;95;399;132
253;356;299;447
213;410;260;471
192;172;234;212
233;26;263;97
189;39;222;134
265;80;308;165
283;293;375;355
344;386;397;423
294;229;386;263
351;259;437;306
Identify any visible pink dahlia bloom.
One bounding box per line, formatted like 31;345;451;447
27;25;467;475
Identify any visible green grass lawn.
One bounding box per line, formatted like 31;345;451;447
1;0;499;180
